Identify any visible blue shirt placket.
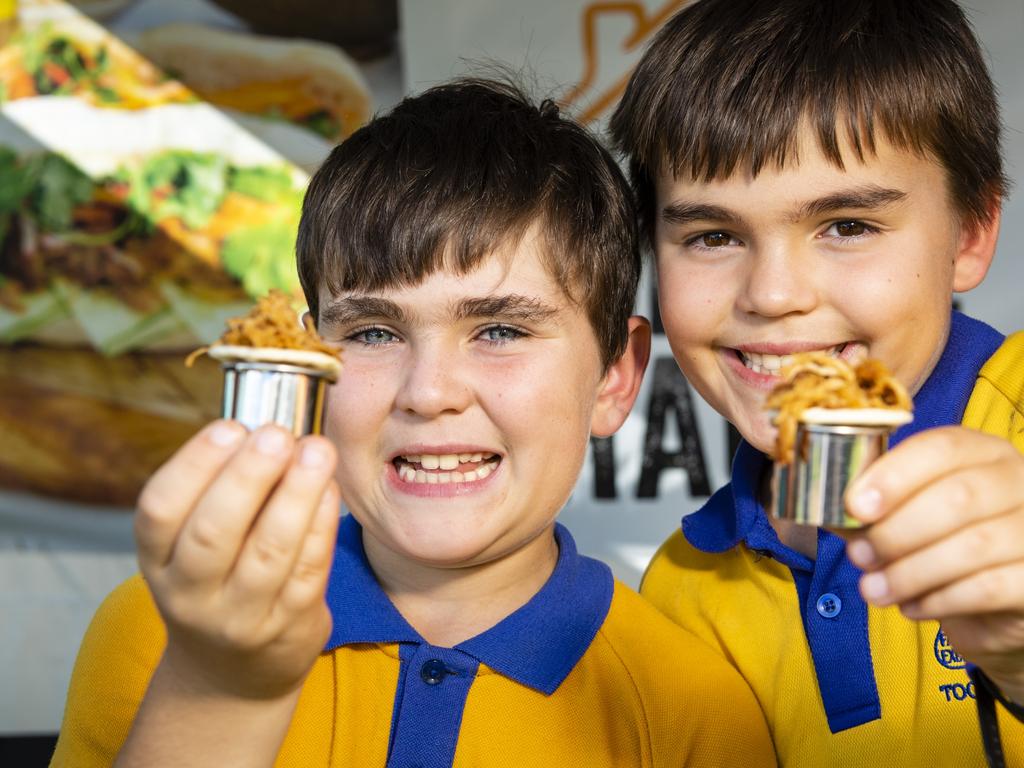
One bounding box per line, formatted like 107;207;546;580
680;311;1006;734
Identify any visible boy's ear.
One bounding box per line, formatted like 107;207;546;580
591;316;652;438
952;201;1001;292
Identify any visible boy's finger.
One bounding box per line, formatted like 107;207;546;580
846;427;1011;523
275;480;342;617
135;420;248;567
900;562;1024;620
169;426;296;582
229;437;337;600
858;509;1024;606
848;459;1024;568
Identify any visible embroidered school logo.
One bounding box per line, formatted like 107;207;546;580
934;628;966;670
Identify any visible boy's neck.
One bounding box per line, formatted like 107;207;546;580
769;516;819;560
363;525;560;648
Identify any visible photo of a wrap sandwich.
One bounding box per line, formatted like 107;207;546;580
0;0;376;506
136;22;371;146
767;352;913;528
0;139;310;504
0;4;194;109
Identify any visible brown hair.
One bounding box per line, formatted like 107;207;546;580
297;78;640;368
609;0;1008;246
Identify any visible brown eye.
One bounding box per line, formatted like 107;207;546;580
835;221;867;237
702;232;732;247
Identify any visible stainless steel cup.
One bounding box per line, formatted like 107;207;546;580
220;361;332;436
771;423;891;528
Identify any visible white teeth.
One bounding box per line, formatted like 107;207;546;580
741;344;844;375
396;455;499;484
405;452;494;468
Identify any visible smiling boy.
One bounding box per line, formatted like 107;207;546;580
50;79;775;767
610;0;1024;765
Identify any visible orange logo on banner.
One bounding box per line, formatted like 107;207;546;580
561;0;688;123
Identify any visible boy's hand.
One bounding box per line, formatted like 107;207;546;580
134;420;341;702
844;426;1024;703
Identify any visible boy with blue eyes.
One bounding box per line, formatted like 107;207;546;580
610;0;1024;765
50;79;775;767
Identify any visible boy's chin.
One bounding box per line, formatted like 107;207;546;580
380;520;554;573
734;414;777;457
375;525;509;570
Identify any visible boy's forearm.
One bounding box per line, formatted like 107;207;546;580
114;654;302;768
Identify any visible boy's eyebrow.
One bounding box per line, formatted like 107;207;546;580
453;295;561;322
317;294;560;326
793;185;907;221
660;201;740;226
661;185;907;228
319;296;408;326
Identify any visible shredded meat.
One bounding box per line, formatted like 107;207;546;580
186;289;339;366
766;352;911;463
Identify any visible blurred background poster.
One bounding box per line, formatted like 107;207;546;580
0;0;394;509
1;0;1021;753
0;0;403;746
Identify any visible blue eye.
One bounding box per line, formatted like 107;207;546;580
479;325;525;343
349;327;398;345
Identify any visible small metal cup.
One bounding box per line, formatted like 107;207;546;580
220;361;332;436
772;423;892;528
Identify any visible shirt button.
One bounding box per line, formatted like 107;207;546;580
816;592;842;618
420;659;448;685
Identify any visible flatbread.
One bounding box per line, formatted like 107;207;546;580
798;407;913;427
207;344;341;380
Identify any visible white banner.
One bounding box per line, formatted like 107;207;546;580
402;0;1024;585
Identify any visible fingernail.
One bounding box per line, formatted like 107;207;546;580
299;441;328;468
861;572;890;603
846;539;877;568
255;428;290;455
849;486;883;520
207;421;244;447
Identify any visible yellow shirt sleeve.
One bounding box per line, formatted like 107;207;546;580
963;330;1024;453
603;583;777;767
50;574;166;767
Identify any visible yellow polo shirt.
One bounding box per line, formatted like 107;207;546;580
641;313;1024;766
52;518;775;767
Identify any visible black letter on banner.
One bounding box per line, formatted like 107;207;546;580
590;436;617;499
727;422;743;466
637;356;711;498
649;280;664;335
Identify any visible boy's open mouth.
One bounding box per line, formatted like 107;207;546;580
392;453;501;484
734;343;849;376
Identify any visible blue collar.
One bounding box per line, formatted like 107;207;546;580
324;515;614;695
684;311;1005;556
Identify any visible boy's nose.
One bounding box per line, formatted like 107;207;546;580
394;344;474;417
736;246;819;318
